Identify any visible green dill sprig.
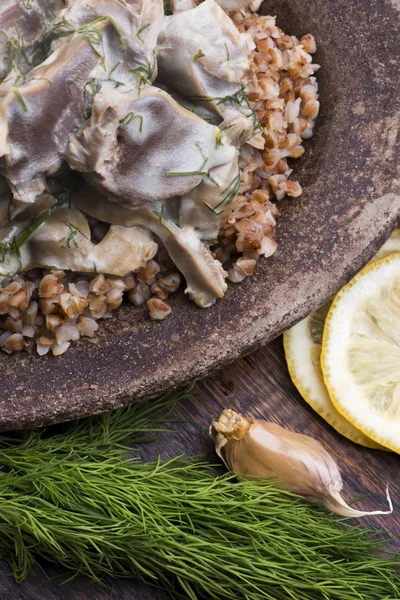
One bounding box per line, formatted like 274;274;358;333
136;23;150;43
48;16;125;71
163;0;172;16
79;16;126;52
14;209;52;249
130;52;156;81
205;172;220;187
79;22;106;70
166;170;209;178
83;74;126;120
0;389;398;599
5;37;28;79
108;61;120;77
83;78;102;119
224;42;230;62
0;208;51;270
247;109;264;133
190;86;249;109
205;172;240;215
0;240;15;264
60;221;88;250
129;51;157;92
6;29;46;76
215;127;223;148
64;221;89;239
7;195;14;222
10;87;28;112
217;86;248;107
48;19;76;42
0;209;52;264
193;49;205;61
119;112;144;132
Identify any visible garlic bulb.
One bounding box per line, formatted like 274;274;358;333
210;409;392;517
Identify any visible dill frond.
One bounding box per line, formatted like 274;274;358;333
0;389;398;600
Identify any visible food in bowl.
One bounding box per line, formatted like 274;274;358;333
0;0;319;356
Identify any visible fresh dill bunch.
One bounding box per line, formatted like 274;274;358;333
0;391;398;600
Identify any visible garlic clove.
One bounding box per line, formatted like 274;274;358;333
210;409;393;518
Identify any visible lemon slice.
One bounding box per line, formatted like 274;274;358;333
283;229;400;448
321;253;400;452
284;302;381;447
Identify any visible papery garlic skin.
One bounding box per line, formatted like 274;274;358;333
211;409;392;518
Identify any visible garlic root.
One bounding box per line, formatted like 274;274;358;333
318;484;392;518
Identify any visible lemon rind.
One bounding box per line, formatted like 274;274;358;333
321;252;400;453
284;321;382;448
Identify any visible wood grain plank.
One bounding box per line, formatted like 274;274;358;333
0;337;398;599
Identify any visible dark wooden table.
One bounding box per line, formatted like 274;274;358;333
1;336;399;599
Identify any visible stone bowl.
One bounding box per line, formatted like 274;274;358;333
0;0;399;430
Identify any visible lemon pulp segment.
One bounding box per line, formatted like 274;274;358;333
321;253;400;452
284;302;382;448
